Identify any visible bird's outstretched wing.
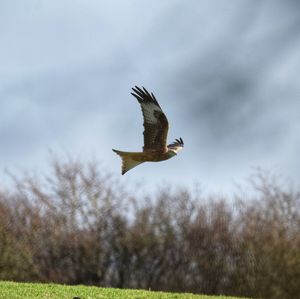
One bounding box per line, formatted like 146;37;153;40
168;137;184;153
131;86;169;152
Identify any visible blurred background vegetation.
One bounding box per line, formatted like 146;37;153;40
0;159;299;299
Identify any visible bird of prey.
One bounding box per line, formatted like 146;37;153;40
113;86;184;175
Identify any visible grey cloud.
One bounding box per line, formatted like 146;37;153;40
0;0;299;193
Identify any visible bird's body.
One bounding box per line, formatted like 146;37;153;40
113;86;184;175
113;149;176;163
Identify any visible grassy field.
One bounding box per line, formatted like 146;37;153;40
0;281;247;299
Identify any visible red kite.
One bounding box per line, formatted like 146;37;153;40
113;86;184;175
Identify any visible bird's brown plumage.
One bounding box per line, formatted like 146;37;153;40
131;86;169;152
113;86;184;174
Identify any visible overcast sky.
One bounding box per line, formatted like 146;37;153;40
1;0;300;195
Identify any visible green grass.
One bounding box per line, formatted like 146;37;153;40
0;281;248;299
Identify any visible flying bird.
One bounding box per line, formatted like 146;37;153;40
113;86;184;175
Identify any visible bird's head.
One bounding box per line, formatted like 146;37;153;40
167;137;184;156
167;150;178;157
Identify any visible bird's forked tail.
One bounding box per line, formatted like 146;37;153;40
112;149;144;175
